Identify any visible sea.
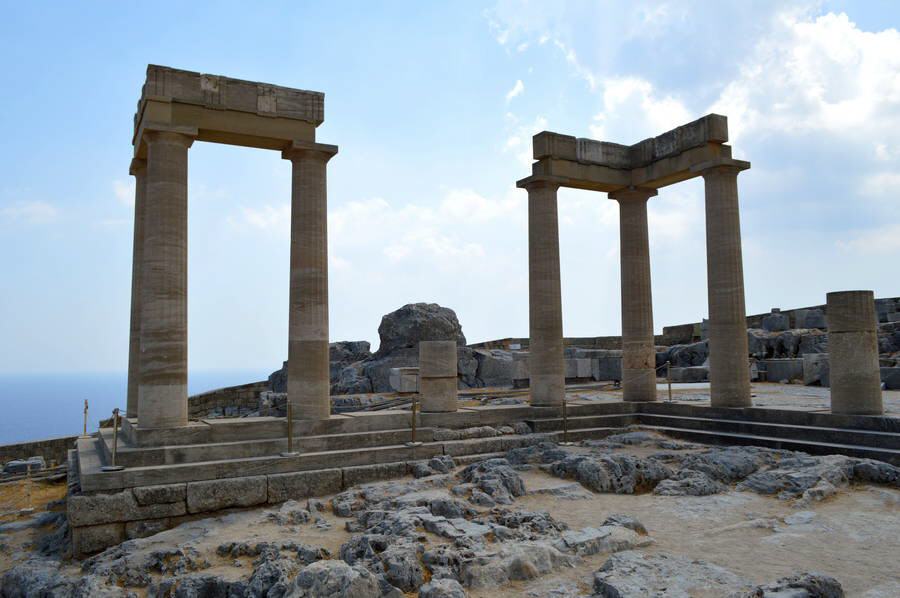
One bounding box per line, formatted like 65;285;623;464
0;370;271;445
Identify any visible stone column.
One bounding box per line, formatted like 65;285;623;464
419;341;458;412
827;290;883;415
696;160;752;408
137;131;194;429
282;141;338;421
526;180;565;407
609;187;658;402
126;159;147;419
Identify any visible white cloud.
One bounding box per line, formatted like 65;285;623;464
711;12;900;143
861;172;900;198
837;223;900;254
232;203;291;238
0;200;58;223
113;179;134;207
503;114;548;165
589;77;691;142
505;79;524;102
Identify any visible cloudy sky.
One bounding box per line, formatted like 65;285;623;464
1;1;898;374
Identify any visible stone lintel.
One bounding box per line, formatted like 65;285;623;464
128;157;147;176
533;114;728;169
138;64;324;127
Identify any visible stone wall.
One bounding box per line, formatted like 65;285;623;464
187;381;269;419
0;435;77;467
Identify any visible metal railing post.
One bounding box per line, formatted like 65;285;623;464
101;408;125;472
406;393;422;447
666;360;673;402
281;401;299;457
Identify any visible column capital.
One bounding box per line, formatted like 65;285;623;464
142;128;197;148
691;157;750;177
282;140;338;163
129;158;147;176
516;175;560;191
609;186;657;202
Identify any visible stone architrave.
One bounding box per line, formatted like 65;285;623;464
609;186;658;402
137;130;195;429
126;158;147;419
419;341;458;412
282;141;338;421
827;291;883;415
525;181;565;407
695;160;752;408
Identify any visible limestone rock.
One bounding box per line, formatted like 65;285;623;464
375;303;466;357
474;349;515;388
186;476;267;513
286;560;390;598
592;551;752;597
419;578;467;598
730;572;844;598
666;341;708;367
553;525;651;556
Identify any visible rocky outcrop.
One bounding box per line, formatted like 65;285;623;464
375;303;466;356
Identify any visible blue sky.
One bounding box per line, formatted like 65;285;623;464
1;1;898;374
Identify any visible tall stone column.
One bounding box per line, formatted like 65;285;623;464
282;141;338;421
696;160;752;408
138;131;194;429
610;187;658;402
526;181;565;407
126;159;147;419
827;290;883;415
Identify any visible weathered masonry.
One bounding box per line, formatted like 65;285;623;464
518;115;752;409
126;65;337;433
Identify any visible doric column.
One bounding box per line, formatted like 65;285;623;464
126;158;147;419
282;141;338;421
526;180;565;407
138;131;194;429
609;186;658;402
694;159;752;408
827;291;883;415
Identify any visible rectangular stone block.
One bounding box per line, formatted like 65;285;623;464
71;522;125;556
762;359;804;383
186;476;267;513
881;367;900;390
267;469;342;504
389;367;419;393
803;354;830;387
68;489;185;527
125;518;172;540
133;483;186;506
668;366;709;383
342;462;408;489
592;355;622;381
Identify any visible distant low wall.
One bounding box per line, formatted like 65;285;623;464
0;435;77;467
188;380;269;419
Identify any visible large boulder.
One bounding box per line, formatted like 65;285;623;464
375;303;466;356
666;341;708;367
475;349;515;388
269;341;373;393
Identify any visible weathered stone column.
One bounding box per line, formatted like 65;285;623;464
282;141;338;421
526;180;565;407
138;131;194;429
695;159;752;408
827;290;883;415
419;341;458;412
610;187;658;402
126;158;147;419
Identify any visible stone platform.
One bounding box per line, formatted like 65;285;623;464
69;399;900;556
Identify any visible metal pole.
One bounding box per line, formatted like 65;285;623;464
23;462;34;514
406;394;422;447
559;398;574;446
101;408;125;472
282;401;299;457
83;400;88;436
666;360;673;402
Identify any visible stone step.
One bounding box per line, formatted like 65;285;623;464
637;413;900;450
99;427;434;468
637;425;900;465
527;414;638;433
79;433;555;492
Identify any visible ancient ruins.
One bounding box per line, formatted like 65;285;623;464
2;65;900;597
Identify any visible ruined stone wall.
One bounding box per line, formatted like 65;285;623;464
187;381;269;419
0;435;77;467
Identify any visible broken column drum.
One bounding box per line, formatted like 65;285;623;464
125;65;336;433
418;340;459;412
827;290;883;416
518;114;751;408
